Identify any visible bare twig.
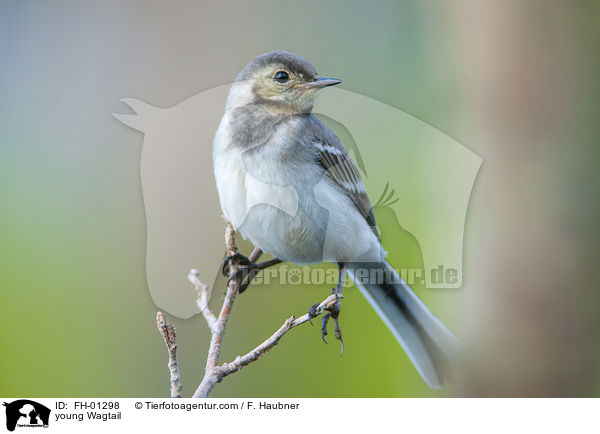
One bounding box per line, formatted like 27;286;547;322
188;269;217;333
192;223;241;398
156;312;183;398
157;223;339;398
221;293;338;377
248;247;262;262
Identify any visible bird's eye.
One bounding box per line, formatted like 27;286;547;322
273;70;290;83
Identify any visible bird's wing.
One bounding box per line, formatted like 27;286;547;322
308;117;380;239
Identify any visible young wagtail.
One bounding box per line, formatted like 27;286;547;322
213;51;458;388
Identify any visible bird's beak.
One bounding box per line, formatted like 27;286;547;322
300;76;342;89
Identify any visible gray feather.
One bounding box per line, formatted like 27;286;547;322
348;261;459;389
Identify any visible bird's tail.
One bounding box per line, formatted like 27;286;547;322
347;261;459;389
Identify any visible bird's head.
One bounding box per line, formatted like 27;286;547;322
228;51;341;113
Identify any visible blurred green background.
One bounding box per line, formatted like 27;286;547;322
1;0;599;397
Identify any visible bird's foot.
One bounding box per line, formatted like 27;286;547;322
222;252;282;293
230;263;261;293
221;252;251;277
320;288;344;355
307;303;320;325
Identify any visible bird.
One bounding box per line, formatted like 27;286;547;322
213;51;458;389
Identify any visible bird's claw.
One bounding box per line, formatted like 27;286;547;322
321;312;330;343
320;289;343;354
227;262;260;294
307;303;320;325
222;253;282;294
332;315;343;356
221;251;251;277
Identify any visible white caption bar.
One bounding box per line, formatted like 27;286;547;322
0;398;596;433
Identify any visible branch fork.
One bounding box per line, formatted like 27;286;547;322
156;223;340;398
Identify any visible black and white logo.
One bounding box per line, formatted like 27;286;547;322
3;400;50;432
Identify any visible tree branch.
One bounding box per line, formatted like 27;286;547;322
157;222;339;398
156;312;183;398
188;270;217;333
221;293;338;377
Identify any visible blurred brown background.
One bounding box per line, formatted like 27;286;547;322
452;1;600;396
